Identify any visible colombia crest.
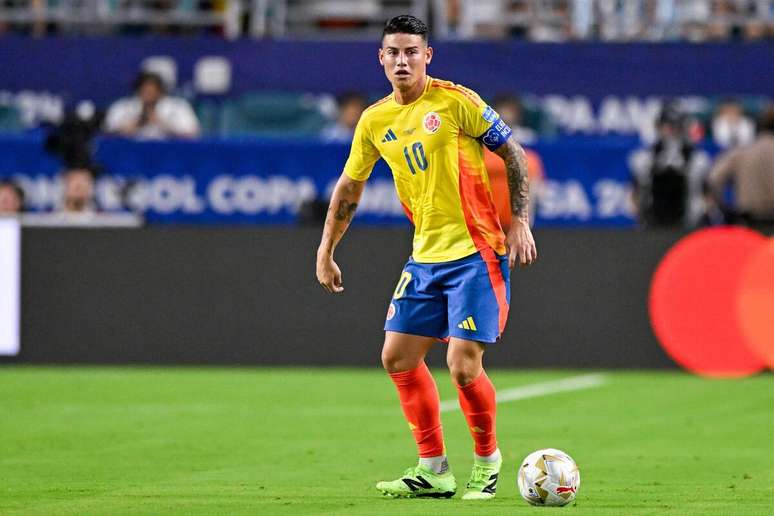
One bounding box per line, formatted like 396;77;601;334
423;112;441;134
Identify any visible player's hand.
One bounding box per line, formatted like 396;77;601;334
316;252;344;293
506;217;537;269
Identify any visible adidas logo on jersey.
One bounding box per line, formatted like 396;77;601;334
458;316;477;331
381;128;398;143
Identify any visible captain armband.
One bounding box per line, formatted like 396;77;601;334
478;118;513;151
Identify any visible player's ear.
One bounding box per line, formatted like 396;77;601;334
425;46;433;65
378;48;385;66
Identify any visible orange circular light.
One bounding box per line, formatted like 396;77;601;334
649;227;767;378
736;238;774;368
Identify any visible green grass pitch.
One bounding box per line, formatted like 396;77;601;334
1;367;773;514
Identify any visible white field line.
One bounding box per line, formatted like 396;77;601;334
439;373;608;413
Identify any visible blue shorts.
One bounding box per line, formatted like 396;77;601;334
384;248;511;344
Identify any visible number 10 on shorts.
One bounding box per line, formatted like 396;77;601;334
393;271;412;299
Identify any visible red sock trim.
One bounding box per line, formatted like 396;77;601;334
388;363;424;386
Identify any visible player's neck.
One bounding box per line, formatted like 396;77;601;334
393;76;427;105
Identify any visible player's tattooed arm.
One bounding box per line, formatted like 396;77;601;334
494;136;530;222
322;175;364;247
316;173;366;293
494;136;537;268
333;199;358;222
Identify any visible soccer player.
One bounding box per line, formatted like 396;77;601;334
316;15;537;500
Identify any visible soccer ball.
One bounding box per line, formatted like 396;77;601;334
517;448;580;506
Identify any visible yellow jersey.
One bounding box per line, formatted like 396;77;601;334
343;76;513;263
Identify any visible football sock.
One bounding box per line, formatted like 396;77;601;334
419;455;449;474
475;448;501;464
388;362;446;459
456;369;498;457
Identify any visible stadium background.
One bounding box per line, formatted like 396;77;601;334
1;1;773;514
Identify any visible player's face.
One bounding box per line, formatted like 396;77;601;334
379;33;432;91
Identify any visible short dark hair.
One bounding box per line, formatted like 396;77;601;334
62;165;97;179
382;15;428;42
657;101;684;128
492;93;523;110
758;105;774;134
0;179;25;206
133;71;166;94
337;91;367;108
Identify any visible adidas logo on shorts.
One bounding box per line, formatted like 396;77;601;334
457;316;477;331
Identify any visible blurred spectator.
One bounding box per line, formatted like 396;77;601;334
492;94;536;144
0;180;24;215
596;0;645;40
631;103;708;227
697;181;728;226
104;71;200;140
321;92;367;143
0;0;771;41
456;0;509;39
483;94;545;229
304;0;380;30
0;0;45;36
707;106;774;224
60;166;97;213
711;99;755;149
45;102;103;168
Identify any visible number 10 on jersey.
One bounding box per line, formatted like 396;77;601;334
403;142;428;174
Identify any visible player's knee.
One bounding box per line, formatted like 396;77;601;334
381;348;414;373
449;367;478;387
447;354;480;386
381;349;397;372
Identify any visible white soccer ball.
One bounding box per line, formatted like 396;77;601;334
517;448;580;506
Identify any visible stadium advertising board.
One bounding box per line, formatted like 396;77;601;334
1;136;640;226
11;227;676;368
0;218;20;356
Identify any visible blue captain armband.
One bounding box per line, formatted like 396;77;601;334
479;118;513;151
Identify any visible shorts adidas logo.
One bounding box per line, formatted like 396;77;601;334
457;316;477;331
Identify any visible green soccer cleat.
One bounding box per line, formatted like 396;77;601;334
461;456;502;500
376;464;457;498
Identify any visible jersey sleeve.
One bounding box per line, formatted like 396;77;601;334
455;88;513;151
342;116;380;181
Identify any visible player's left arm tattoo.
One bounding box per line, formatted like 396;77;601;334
333;199;358;222
494;137;530;221
318;174;365;257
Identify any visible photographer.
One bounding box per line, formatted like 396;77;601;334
104;71;200;140
631;104;708;228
